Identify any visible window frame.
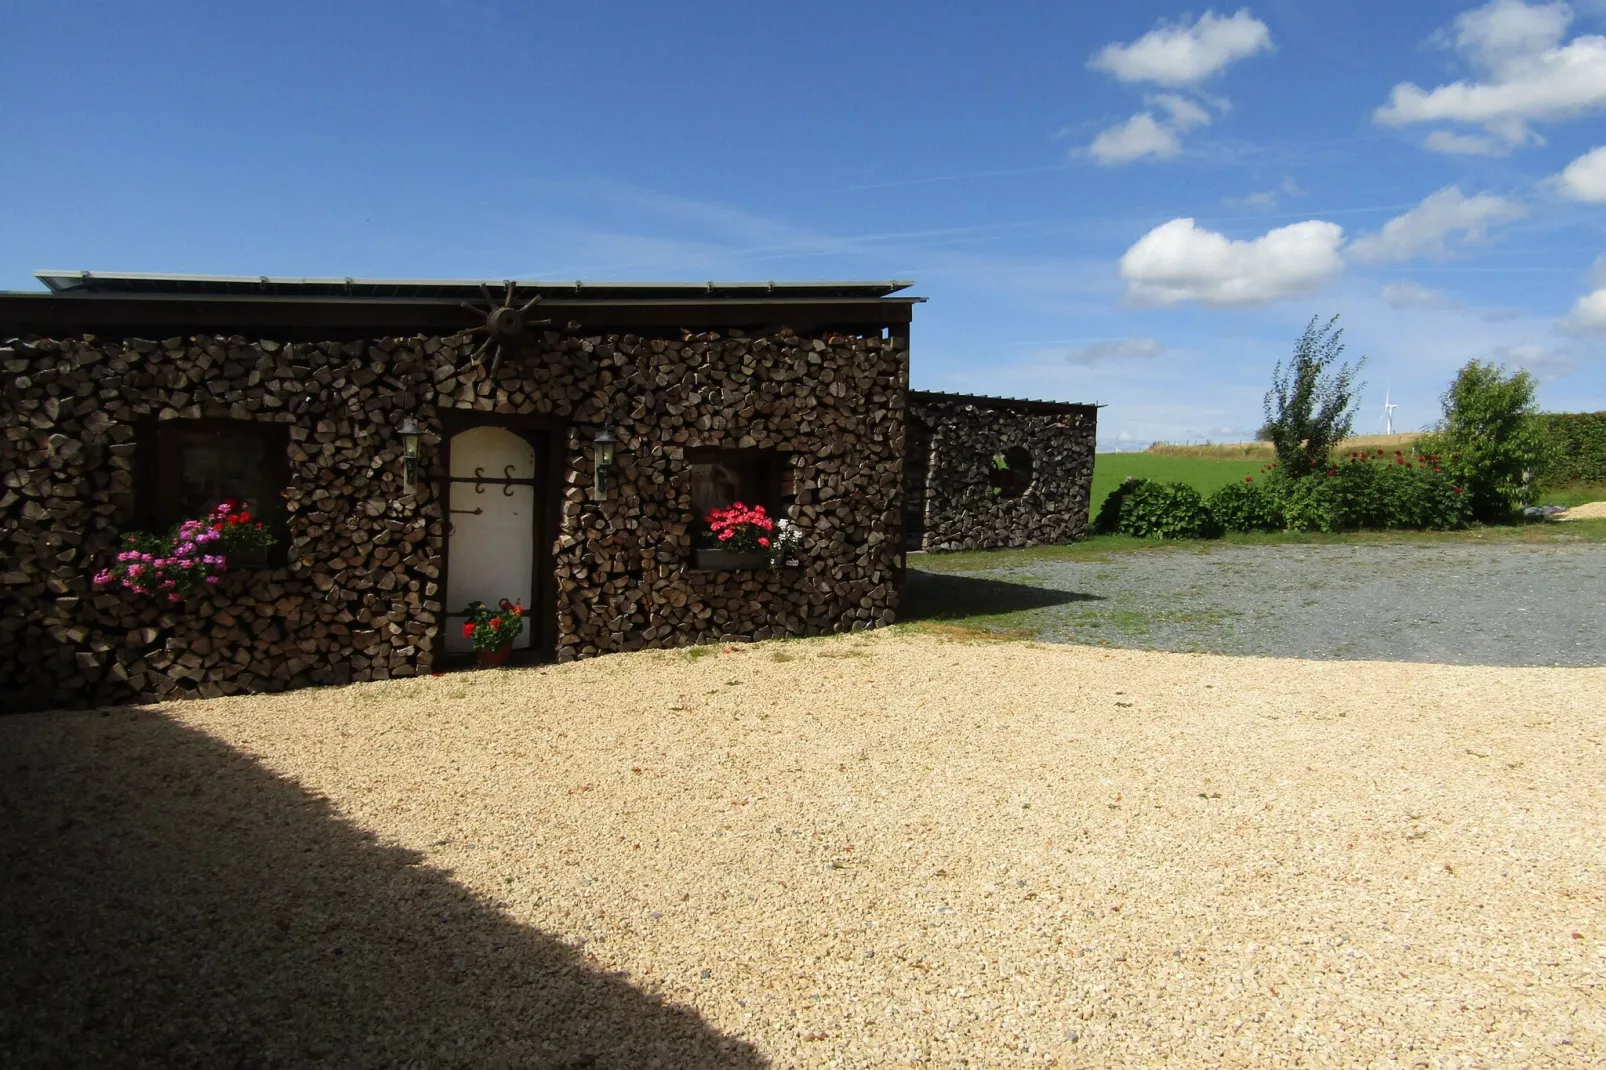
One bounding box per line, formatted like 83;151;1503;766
135;417;292;568
686;447;793;548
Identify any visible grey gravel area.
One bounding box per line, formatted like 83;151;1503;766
908;542;1606;666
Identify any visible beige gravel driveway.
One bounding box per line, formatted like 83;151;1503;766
3;632;1602;1067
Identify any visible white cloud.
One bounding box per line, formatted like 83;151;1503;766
1090;8;1273;86
1374;0;1606;149
1088;94;1214;165
1067;337;1166;365
1423;130;1510;155
1348;186;1527;263
1561;287;1606;333
1555;145;1606;200
1451;0;1572;72
1486;341;1577;377
1090;112;1184;163
1119;217;1345;306
1224;176;1304;210
1234;190;1280;210
1382;280;1458;309
1150;93;1212;128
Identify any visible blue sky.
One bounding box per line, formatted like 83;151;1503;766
4;0;1606;447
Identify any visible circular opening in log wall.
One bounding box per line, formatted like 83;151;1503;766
988;446;1033;499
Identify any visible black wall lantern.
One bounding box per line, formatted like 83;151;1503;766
593;429;616;494
398;417;422;487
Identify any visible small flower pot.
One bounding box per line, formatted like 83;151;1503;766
694;549;771;571
476;642;513;667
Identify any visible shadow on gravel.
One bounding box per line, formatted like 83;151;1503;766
901;569;1098;623
0;709;766;1069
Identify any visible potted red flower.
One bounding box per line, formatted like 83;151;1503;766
696;501;775;570
461;599;525;666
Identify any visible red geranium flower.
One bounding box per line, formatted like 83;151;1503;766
461;622;474;638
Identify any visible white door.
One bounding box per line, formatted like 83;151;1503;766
444;426;538;655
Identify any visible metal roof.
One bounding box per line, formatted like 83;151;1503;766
32;271;916;302
4;272;920;338
909;390;1100;415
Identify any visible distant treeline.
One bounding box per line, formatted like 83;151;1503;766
1145;433;1420;461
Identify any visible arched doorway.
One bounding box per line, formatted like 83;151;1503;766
443;425;541;655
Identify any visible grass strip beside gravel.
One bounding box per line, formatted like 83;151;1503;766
915;517;1606;573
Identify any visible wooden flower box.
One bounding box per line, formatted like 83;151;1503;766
693;548;771;571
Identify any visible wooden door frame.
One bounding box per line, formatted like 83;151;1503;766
434;411;566;668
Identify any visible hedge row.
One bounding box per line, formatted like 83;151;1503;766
1096;452;1473;539
1536;411;1606;485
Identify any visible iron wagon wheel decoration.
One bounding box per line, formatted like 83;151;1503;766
460;281;551;375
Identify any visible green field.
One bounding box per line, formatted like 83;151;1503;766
1088;453;1263;519
1088;453;1605;519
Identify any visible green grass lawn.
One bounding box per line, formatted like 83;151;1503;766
1089;453;1263;519
1536;481;1606;508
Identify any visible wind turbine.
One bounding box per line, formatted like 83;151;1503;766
1383;388;1398;435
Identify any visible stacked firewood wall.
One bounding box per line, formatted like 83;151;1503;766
908;396;1095;552
0;328;906;712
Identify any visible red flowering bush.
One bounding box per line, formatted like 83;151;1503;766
704;501;775;553
460;598;525;651
1270;453;1470;532
93;499;275;602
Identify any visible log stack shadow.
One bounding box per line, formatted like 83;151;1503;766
900;568;1099;623
0;708;766;1068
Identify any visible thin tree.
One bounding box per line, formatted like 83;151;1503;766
1262;315;1365;476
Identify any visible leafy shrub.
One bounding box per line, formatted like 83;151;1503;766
1417;360;1548;521
1117;480;1217;539
1534;410;1606;486
1270;467;1341;532
1273;451;1471;532
1207;478;1282;532
1093;477;1149;534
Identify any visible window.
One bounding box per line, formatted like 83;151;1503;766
988;446;1033;499
687;448;791;545
139;420;290;564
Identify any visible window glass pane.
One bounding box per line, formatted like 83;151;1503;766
177;432;267;519
690;461;748;518
152;423;287;566
688;451;790;549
